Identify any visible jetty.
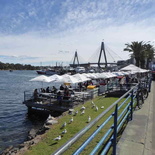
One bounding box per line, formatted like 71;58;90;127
23;87;99;113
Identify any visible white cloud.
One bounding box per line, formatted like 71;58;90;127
0;0;155;65
0;19;155;65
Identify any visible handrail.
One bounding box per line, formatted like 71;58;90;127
52;84;138;155
100;110;130;155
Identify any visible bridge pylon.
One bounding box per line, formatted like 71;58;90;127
72;51;80;67
98;41;107;68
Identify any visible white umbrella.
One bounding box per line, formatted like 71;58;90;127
98;72;107;79
113;72;125;76
86;73;97;79
94;73;101;79
49;74;64;83
98;72;110;79
81;73;90;78
29;75;51;82
73;73;90;82
62;74;80;84
106;72;117;78
29;75;51;87
119;64;148;73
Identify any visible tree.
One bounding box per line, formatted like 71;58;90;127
124;41;144;67
124;41;155;68
144;43;155;69
0;61;40;70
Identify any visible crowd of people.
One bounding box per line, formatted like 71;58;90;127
33;84;76;103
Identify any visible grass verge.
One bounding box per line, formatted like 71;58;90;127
24;95;129;155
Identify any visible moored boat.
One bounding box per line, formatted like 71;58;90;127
36;68;58;75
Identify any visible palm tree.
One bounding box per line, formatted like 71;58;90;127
144;43;155;69
124;41;145;67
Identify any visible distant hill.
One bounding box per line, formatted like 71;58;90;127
0;61;40;70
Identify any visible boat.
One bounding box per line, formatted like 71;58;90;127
75;66;86;73
36;68;58;75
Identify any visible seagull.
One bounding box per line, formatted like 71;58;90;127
81;106;86;111
61;122;67;129
87;116;91;123
74;110;78;116
69;117;73;123
101;106;104;109
61;129;67;134
92;104;95;109
91;101;95;105
81;110;85;115
54;135;61;141
95;106;98;111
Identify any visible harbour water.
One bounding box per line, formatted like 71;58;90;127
0;70;51;153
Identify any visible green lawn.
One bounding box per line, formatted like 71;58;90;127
24;96;130;155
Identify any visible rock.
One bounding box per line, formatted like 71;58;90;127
37;127;46;135
29;141;34;145
68;109;75;115
11;147;19;153
45;119;58;125
1;146;13;155
18;144;25;149
44;125;50;130
27;129;37;140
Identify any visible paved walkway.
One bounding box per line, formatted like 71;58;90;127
116;81;155;155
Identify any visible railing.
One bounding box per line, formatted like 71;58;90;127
98;81;136;95
52;83;139;155
23;88;99;107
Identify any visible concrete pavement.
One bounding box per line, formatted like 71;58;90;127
116;81;155;155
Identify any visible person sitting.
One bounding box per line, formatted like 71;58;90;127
52;86;57;94
64;87;70;100
33;89;38;101
46;86;50;93
78;82;83;91
60;84;64;90
41;88;45;93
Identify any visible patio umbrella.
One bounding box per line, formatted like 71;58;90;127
29;75;51;82
97;72;110;79
73;73;91;82
49;74;64;83
119;64;148;73
62;74;80;84
86;73;97;79
29;75;51;87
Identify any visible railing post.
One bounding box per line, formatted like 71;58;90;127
130;90;134;121
113;104;118;155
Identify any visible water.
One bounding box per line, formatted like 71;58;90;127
0;70;51;153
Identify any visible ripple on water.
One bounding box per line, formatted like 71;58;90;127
0;70;47;153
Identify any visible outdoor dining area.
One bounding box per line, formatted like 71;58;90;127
23;64;151;112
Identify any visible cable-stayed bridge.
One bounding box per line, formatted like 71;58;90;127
70;41;123;68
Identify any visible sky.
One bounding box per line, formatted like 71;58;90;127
0;0;155;66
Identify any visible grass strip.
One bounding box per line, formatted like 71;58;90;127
24;96;129;155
